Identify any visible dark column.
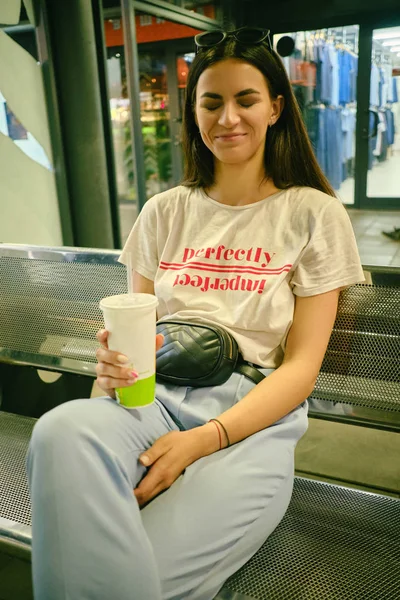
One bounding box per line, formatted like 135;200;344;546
44;0;120;249
230;0;259;28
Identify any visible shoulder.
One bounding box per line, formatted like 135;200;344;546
290;188;354;242
137;186;204;234
144;185;202;213
291;186;337;210
285;187;351;238
290;186;345;218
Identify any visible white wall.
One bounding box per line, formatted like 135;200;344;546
0;1;63;246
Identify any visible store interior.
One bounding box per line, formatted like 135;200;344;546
367;26;400;199
274;25;400;205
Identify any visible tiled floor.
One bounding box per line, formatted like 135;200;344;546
348;209;400;267
0;554;32;600
295;419;400;499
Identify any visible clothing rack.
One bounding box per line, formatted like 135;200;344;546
302;28;358;57
277;26;398;191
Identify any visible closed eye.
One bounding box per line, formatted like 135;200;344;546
202;102;256;111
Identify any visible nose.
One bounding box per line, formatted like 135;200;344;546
218;102;240;128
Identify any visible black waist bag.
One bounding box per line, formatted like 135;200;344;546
155;320;265;388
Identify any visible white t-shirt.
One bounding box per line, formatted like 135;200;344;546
119;185;365;369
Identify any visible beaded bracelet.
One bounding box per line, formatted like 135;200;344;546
208;418;231;448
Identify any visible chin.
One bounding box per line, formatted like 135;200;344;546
214;150;253;165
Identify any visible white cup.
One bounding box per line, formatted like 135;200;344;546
99;293;159;408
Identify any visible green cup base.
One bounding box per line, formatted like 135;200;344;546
116;373;155;408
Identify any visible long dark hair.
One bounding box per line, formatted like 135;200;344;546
181;39;335;197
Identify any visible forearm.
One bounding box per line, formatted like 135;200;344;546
198;361;316;455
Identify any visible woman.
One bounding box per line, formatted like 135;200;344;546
26;28;365;600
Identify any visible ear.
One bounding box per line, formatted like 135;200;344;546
269;95;284;126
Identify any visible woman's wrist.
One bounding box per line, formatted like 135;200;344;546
209;418;230;448
194;422;225;457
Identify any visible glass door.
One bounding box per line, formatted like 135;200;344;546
357;25;400;210
273;26;359;206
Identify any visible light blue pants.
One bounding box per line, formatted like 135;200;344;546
26;369;308;600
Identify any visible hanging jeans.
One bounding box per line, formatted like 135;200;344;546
26;369;308;600
306;106;344;189
385;109;395;146
325;108;343;190
368;110;378;170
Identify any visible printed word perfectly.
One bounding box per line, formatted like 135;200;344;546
182;245;275;268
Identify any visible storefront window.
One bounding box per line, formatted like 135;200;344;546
367;26;400;198
274;27;359;205
107;45;132;208
139;50;173;198
105;13;203;243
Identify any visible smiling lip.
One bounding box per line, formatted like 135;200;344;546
215;133;247;141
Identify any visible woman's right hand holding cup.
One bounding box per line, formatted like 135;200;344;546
95;329;164;399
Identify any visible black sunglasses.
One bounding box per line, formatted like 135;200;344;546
194;27;272;52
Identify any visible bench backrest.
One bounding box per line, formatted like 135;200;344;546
1;244;399;423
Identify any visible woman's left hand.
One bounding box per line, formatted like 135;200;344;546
134;426;219;507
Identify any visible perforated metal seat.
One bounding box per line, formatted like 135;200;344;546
311;285;400;411
217;478;400;600
0;413;33;556
0;250;127;374
1;411;399;599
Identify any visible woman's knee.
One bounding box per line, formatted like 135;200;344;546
29;397;114;453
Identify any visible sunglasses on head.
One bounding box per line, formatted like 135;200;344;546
194;27;272;53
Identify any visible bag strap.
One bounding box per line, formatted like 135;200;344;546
235;357;266;385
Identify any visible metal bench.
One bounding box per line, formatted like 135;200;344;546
1;243;400;599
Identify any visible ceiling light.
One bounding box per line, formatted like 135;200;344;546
381;40;400;46
373;31;400;40
390;46;400;52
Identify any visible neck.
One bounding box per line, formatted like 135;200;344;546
207;153;280;207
